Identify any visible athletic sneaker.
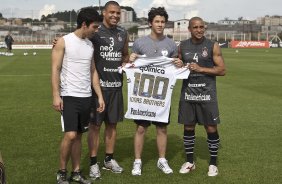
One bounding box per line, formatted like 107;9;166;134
103;159;123;173
208;165;218;177
0;162;6;184
56;170;69;184
157;159;173;174
69;171;92;184
89;163;101;180
131;160;142;176
179;162;195;174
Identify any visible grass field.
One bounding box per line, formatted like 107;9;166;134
0;48;282;184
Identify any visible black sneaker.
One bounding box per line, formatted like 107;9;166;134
56;170;69;184
70;171;92;184
0;162;6;184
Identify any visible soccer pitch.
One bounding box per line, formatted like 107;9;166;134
0;48;282;183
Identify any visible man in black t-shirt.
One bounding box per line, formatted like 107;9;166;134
4;31;14;53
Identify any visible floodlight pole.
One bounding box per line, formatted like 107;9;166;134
99;0;101;14
70;11;71;33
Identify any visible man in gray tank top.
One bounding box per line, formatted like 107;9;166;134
178;17;226;177
129;7;183;176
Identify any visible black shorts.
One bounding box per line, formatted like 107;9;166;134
90;90;123;125
178;101;220;125
61;96;91;133
134;119;170;127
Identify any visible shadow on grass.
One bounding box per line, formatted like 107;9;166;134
80;134;185;171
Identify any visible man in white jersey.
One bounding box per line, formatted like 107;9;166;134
123;56;189;123
51;7;104;184
129;7;183;175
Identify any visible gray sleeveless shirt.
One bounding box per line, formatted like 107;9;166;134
90;24;128;90
179;37;217;103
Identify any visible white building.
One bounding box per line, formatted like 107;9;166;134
218;20;251;25
120;9;133;23
174;19;189;32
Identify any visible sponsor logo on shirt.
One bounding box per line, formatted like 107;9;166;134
103;67;119;72
130;108;156;117
139;64;165;74
185;93;211;101
100;79;122;88
99;37;122;61
188;83;206;87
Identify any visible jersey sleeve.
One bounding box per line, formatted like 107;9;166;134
170;65;190;79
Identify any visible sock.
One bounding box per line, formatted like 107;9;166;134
105;153;113;162
134;159;142;163
183;129;195;163
207;131;220;166
58;169;67;173
158;157;166;162
90;156;97;166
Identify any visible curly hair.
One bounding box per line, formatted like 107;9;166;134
148;7;168;24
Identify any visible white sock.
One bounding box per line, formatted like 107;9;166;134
134;159;142;163
158;158;167;162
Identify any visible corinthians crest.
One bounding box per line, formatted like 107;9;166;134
201;47;208;57
161;49;168;57
117;33;123;42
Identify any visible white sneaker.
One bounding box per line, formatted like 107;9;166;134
131;160;142;176
103;159;123;173
157;159;173;174
208;165;218;176
179;162;195;174
89;163;101;179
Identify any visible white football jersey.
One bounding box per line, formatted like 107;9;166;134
122;56;190;123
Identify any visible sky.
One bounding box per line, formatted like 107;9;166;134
0;0;281;22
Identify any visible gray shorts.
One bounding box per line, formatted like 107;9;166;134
178;101;220;125
90;90;124;125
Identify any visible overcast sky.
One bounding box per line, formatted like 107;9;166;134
0;0;281;22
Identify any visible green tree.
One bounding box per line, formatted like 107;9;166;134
127;25;138;34
40;9;77;22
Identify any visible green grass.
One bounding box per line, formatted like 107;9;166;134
0;48;282;183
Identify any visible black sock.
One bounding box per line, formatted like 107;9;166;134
207;131;220;166
90;156;97;166
105;153;113;162
58;169;67;173
183;129;195;163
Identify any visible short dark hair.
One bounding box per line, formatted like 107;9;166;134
188;17;204;28
148;7;168;24
104;1;120;10
77;7;101;28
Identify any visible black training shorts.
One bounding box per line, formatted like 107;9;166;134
178;101;220;125
61;96;91;133
90;90;123;125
